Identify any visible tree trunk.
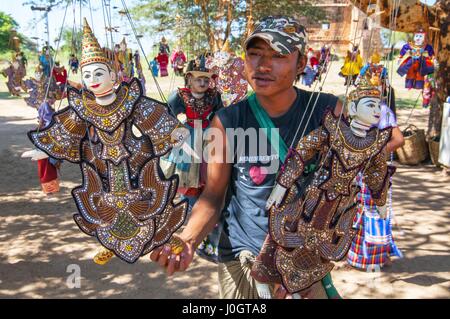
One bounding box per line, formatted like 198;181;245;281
351;0;450;138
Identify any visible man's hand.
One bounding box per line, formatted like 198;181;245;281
149;234;195;276
266;183;287;210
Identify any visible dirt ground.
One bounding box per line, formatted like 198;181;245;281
0;62;449;299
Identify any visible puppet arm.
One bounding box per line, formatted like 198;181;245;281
266;127;327;209
363;148;396;207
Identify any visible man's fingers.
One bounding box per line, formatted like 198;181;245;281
149;247;163;262
158;244;171;267
167;254;181;276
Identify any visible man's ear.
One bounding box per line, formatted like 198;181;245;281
296;54;307;76
348;101;357;117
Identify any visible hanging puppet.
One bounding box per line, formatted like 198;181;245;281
250;82;395;297
24;65;47;109
1;57;27;97
161;59;223;262
397;28;435;90
171;47;187;76
133;50;146;94
28;19;189;264
206;41;247;107
340;45;363;86
301;48;319;87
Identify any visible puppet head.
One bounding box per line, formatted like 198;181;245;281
413;28;426;47
370;52;381;64
348;81;382;130
80;18;116;97
185;56;214;94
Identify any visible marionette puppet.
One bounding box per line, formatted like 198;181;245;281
1;57;27;97
160;60;223;262
301;48;319;87
250;83;395;298
340;45;363;86
28;19;189;264
397;28;435;90
206;42;247;107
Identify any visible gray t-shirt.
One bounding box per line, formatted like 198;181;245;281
216;87;338;262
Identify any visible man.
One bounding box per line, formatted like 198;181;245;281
151;16;342;298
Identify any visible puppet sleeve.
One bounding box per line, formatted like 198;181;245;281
28;107;86;163
363;148;396;207
133;97;189;157
277;126;327;189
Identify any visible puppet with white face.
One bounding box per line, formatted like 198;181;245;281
28;18;189;266
251;85;394;298
397;28;435;90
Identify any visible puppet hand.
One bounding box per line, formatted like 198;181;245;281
354;77;361;86
266;184;287;210
177;113;187;124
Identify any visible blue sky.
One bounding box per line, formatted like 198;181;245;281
0;0;160;54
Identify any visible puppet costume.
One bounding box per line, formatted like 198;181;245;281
397;29;434;90
161;87;220;193
28;19;188;263
251;104;395;294
206;49;247;107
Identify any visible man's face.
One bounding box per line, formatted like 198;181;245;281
81;63;115;97
355;97;382;126
190;76;210;94
413;32;425;46
244;38;304;97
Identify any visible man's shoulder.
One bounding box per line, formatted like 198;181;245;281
217;97;249;117
216;97;249;129
294;87;338;109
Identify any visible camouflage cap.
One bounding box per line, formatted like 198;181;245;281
244;16;308;56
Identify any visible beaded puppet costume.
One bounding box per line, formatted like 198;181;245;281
397;28;434;90
250;84;395;296
28;19;189;263
206;43;247;107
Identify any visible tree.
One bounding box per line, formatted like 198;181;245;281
0;12;19;53
351;0;450;139
131;0;327;54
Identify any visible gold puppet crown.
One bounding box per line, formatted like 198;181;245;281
348;78;381;102
80;18;111;68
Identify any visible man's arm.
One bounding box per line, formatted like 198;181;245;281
150;115;232;275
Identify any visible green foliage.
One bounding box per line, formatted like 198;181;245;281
60;27;83;55
0;12;19;53
131;0;327;56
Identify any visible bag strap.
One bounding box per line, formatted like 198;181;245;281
248;93;288;162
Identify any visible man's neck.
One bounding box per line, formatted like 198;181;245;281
255;87;297;118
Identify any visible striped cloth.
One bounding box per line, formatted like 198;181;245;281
347;174;402;269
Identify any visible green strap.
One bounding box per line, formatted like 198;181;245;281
248;93;340;299
247;93;288;162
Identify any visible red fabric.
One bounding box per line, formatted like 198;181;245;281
52;67;67;84
156;53;169;67
310;56;319;67
38;158;58;184
179;88;213;129
171;51;187;64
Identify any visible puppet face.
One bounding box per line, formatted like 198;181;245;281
307;50;314;59
189;76;210;94
413;32;425;46
349;97;382;126
12;61;20;69
81;63;116;97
